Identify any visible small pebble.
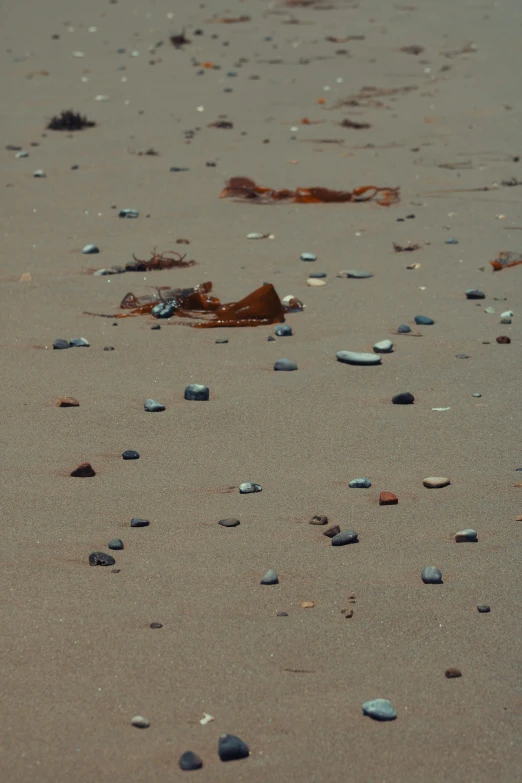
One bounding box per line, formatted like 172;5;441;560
239;482;262;494
215;337;228;343
267;336;276;342
324;525;341;538
274;358;297;371
472;392;482;397
119;208;139;218
15;150;29;158
373;340;393;353
496;336;511;344
150;622;163;629
89;551;116;566
151;302;176;318
445;238;458;244
455;529;478;542
423;476;450;488
392;392;414;405
219;518;240;527
501;310;514;318
331;529;359;546
179;751;203;771
445;668;462;678
53;339;70;350
184;384;209;401
300;252;316;261
397;324;411;334
103;346;115;351
70;461;96;477
260;569;279;585
130;518;150;527
69;337;90;347
144;399;165;412
455;353;469;359
122;450;140;460
465;289;485;299
485;306;496;314
421;566;443;584
349;478;371;488
57;397;79;407
82;244;99;254
151;324;161;330
362;699;397;721
500;318;512;324
477;605;490;613
336;351;381;366
131;716;150;729
218;734;250;762
33;169;46;178
379;491;398;505
309;272;327;279
414;315;434;325
300;601;315;609
108;538;124;550
309;515;328;525
307;278;326;287
275;325;292;336
277;611;288;617
337;270;373;279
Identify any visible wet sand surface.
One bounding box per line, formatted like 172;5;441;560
2;0;522;780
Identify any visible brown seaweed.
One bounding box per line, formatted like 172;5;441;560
490;251;522;271
219;176;400;206
127;248;196;271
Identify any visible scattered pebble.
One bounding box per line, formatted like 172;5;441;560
465;289;485;299
445;238;458;244
184;384;209;401
300;601;315;609
33;169;46;178
89;551;116;566
331;529;359;546
455;529;478;542
122;450;140;460
309;272;327;279
307;277;326;287
445;668;462;678
219;518;240;527
300;252;316;261
309;515;328;525
496;336;511;344
274;359;297;371
423;477;450;488
215;337;228;343
379;491;398;505
485;307;496;314
349;478;371;488
103;346;115;351
500;317;512;324
82;244;99;254
336;351;381;366
373;340;393;353
472;392;482;397
362;699;397;721
501;310;514;318
150;622;163;629
53;339;70;350
57;397;79;407
260;569;279;585
151;325;161;331
144;399;165;412
455;354;469;359
477;605;491;613
15;150;29;158
414;315;434;325
267;336;276;342
397;324;411;334
392;392;414;405
130;518;150;527
108;538;124;550
218;734;250;762
337;270;373;279
277;611;288;617
421;566;443;584
131;716;150;729
70;461;96;477
275;325;292;336
119;208;139;218
179;751;203;771
239;482;262;494
69;337;90;348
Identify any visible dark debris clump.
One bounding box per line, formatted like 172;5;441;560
47;110;96;131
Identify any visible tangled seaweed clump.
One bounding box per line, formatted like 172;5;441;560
47;110;96;131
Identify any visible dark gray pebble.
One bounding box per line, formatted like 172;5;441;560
275;325;293;336
219;518;240;527
108;538;124;550
239;482;262;494
362;699;397;721
274;358;297;371
309;272;327;279
179;751;203;771
69;337;90;348
119;208;139;218
144;399;165;412
215;337;228;344
122;450;140;460
397;324;411;334
150;622;163;629
414;315;435;325
349;478;371;488
130;518;150;527
421;566;443;584
218;734;250;762
466;289;485;299
477;605;490;613
392;392;414;405
260;569;279;585
331;529;359;546
89;551;116;566
82;244;99;254
151;324;161;330
267;336;276;342
445;238;458;245
103;346;115;351
53;339;70;350
184;384;209;401
456;354;469;359
151;302;176;318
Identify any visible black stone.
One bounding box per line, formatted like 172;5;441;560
397;324;411;334
122;450;140;460
277;611;288;617
150;622;163;629
392;392;414;405
53;338;70;350
184;384;209;401
477;605;491;613
130;518;149;527
456;354;469;359
179;751;203;770
466;289;485;299
215;337;228;344
151;324;161;330
89;551;116;566
218;734;249;762
275;325;293;336
108;539;124;550
219;518;240;527
309;272;327;279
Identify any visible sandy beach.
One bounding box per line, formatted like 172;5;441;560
2;0;522;780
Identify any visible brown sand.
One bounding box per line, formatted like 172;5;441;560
2;0;522;780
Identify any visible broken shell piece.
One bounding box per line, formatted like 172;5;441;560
282;294;304;311
200;713;215;725
300;600;315;608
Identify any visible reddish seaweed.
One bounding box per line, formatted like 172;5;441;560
219;176;399;206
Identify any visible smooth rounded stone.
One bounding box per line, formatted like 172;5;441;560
93;268;111;276
274;358;297;371
300;252;317;261
69;337;90;347
379;491;398;505
397;324;411;334
336;351;381;366
131;716;150;729
239;482;262;494
144;399;165;412
445;668;462;678
324;524;340;538
337;270;373;279
423;476;450;488
501;310;514;318
307;277;326;287
219;518;240;527
477;605;491;613
15;150;29;157
472;392;482;397
184;384;209;401
455;353;469;359
392;392;414;405
309;272;327;279
267;335;276;342
445;237;458;244
108;538;124;550
277;611;288;617
309;515;328;525
122;450;140;460
373;339;393;354
53;338;70;350
151;302;176;318
218;734;250;762
89;551;116;566
57;396;79;407
466;289;485;299
421;566;443;584
70;461;96;477
455;529;478;543
260;569;279;585
130;518;150;527
119;208;139;218
500;317;512;324
179;751;203;771
215;337;228;343
82;244;99;254
33;169;46;177
331;529;358;546
414;315;434;325
150;622;163;629
275;325;293;336
362;699;397;721
349;478;371;488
